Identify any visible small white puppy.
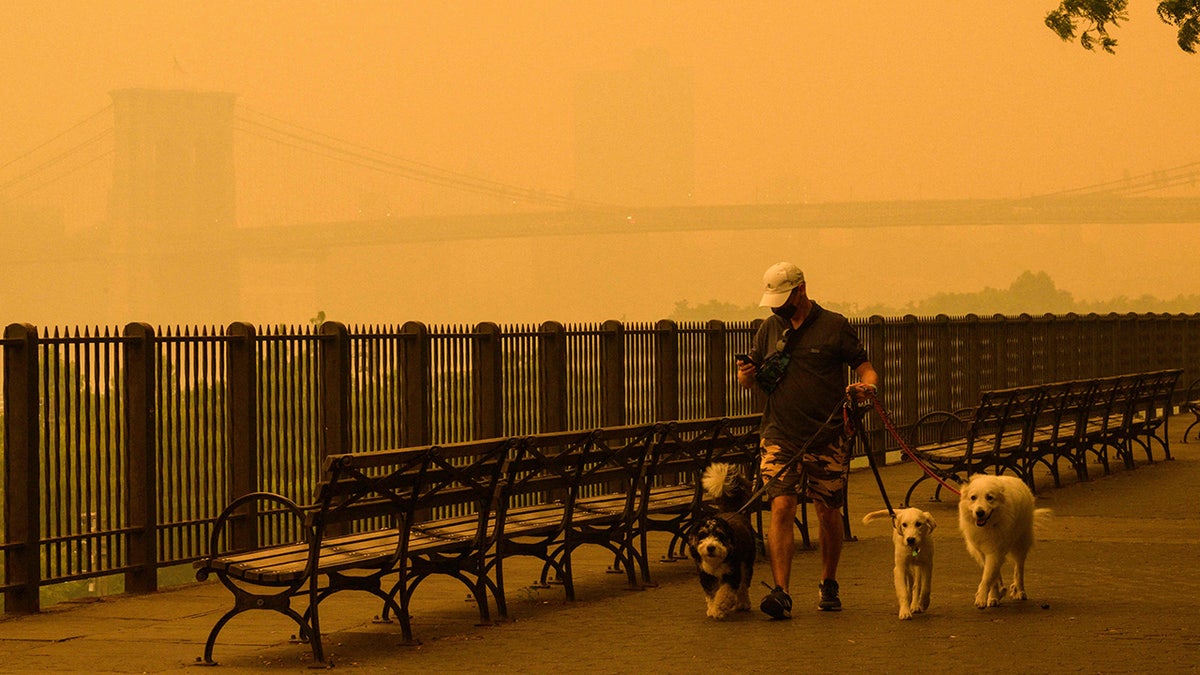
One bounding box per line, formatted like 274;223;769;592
957;473;1052;608
862;507;936;620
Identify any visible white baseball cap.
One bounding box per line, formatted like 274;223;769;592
758;262;805;307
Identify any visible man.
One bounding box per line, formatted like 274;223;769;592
736;261;878;619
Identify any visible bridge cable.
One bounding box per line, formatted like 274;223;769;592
234;104;620;210
0;104;112;173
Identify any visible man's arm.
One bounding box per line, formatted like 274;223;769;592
847;360;879;400
854;361;878;387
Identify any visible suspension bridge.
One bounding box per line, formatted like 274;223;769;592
1;89;1198;325
3;92;1200;251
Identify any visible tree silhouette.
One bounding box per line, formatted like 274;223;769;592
1045;0;1200;53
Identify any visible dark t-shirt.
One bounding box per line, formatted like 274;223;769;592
749;303;869;445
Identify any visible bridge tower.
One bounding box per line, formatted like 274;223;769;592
107;88;239;323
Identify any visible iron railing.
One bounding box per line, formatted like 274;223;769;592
2;312;1199;613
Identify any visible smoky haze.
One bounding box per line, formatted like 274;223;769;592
1;1;1198;327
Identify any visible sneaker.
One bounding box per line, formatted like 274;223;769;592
818;579;842;611
759;583;792;620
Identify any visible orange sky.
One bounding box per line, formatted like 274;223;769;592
2;1;1198;325
3;0;1199;215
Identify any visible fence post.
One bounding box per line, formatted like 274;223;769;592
319;321;350;458
705;320;727;418
123;322;158;595
538;321;568;432
3;323;41;613
655;319;680;422
400;322;431;447
600;320;626;428
225;322;258;551
473;322;503;439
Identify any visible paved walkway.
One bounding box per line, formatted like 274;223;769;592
1;420;1198;673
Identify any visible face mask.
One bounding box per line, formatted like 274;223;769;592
772;290;798;320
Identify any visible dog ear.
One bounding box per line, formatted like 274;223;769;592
924;511;937;532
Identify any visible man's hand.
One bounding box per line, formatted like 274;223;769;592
736;359;758;389
846;382;877;403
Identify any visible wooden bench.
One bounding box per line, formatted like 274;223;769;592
1022;379;1083;487
903;384;1043;504
487;424;659;612
194;438;514;666
194;446;432;666
903;370;1185;504
1066;374;1131;478
1120;369;1182;467
1184;377;1200;443
195;413;872;666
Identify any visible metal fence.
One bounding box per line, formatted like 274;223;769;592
2;312;1199;613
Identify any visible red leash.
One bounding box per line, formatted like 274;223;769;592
845;391;961;497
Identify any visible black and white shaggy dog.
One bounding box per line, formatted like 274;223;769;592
687;462;756;619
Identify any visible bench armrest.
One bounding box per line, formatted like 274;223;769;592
195;491;309;579
908;409;969;446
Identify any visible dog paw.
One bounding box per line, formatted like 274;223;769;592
974;594;989;609
912;605;925;614
1009;585;1027;601
898;609;913;620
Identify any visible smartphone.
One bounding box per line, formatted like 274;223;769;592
735;353;756;366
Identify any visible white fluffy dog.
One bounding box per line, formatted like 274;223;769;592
957;474;1051;608
863;507;937;620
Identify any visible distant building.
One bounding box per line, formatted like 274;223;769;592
108;88;239;322
573;51;694;208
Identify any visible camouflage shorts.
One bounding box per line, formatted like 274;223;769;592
759;435;850;509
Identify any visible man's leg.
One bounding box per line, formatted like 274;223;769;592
768;494;799;590
814;500;843;581
760;493;798;619
759;439;802;619
807;435;850;611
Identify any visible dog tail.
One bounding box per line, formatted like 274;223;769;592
701;462;752;512
861;509;892;525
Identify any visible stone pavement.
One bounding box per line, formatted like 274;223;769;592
1;421;1198;674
